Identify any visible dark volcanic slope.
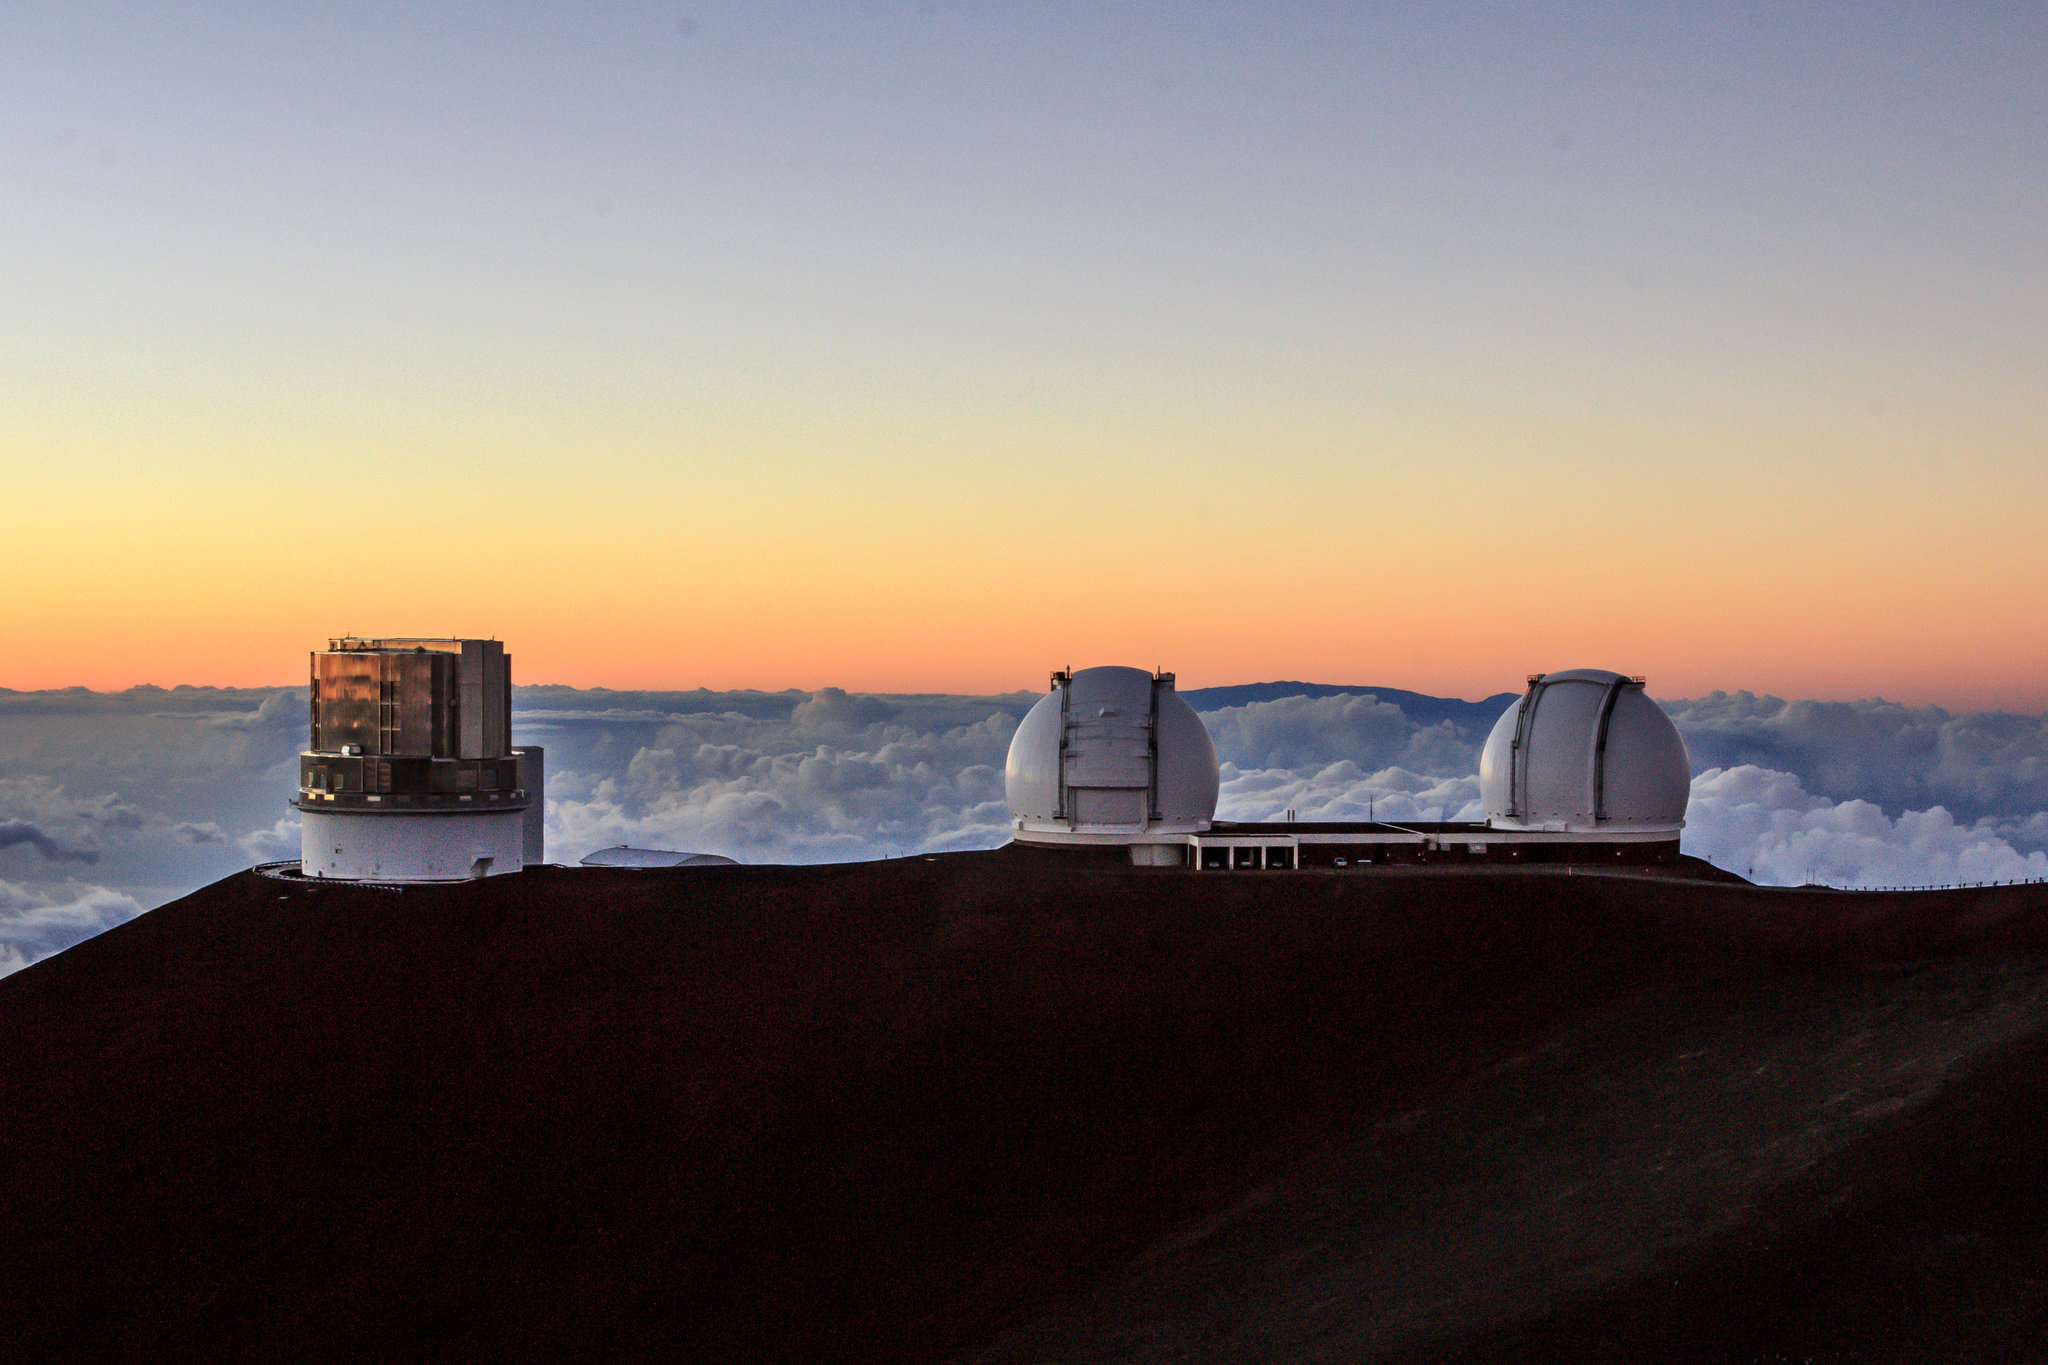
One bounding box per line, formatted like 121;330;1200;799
5;854;2048;1363
983;951;2048;1364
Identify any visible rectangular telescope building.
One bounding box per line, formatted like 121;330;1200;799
295;638;543;881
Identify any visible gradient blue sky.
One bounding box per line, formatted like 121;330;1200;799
7;3;2045;703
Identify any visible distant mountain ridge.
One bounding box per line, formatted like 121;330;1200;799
0;679;1519;735
505;682;1523;735
1182;683;1519;735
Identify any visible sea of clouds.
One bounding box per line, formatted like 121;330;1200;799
6;681;2048;975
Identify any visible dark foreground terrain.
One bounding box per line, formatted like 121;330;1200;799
6;848;2048;1362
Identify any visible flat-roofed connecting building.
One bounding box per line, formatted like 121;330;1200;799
295;637;544;881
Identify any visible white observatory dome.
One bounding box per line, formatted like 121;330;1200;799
1478;669;1691;835
1007;666;1219;852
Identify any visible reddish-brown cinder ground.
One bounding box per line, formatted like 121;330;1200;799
5;848;2048;1363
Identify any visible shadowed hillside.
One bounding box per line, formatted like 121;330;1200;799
6;851;2048;1362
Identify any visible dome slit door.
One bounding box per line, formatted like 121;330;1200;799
1590;676;1630;824
1053;669;1072;823
1147;674;1163;822
1506;674;1546;820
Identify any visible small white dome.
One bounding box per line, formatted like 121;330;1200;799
1479;669;1690;834
1007;666;1218;844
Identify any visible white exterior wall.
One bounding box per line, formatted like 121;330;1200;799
299;807;527;882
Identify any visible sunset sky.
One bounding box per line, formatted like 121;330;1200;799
7;3;2045;706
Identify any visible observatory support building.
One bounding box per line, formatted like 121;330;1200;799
1006;665;1692;869
294;638;544;881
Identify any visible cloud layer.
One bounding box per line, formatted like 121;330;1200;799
0;819;98;864
1683;765;2048;888
0;878;142;975
541;690;1024;864
536;688;2048;897
1668;693;2048;824
9;680;2048;975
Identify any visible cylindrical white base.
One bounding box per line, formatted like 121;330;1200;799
299;807;528;882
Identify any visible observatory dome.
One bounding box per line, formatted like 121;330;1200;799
1006;666;1219;852
1478;669;1690;836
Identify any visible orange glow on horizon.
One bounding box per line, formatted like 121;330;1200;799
13;592;2047;714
